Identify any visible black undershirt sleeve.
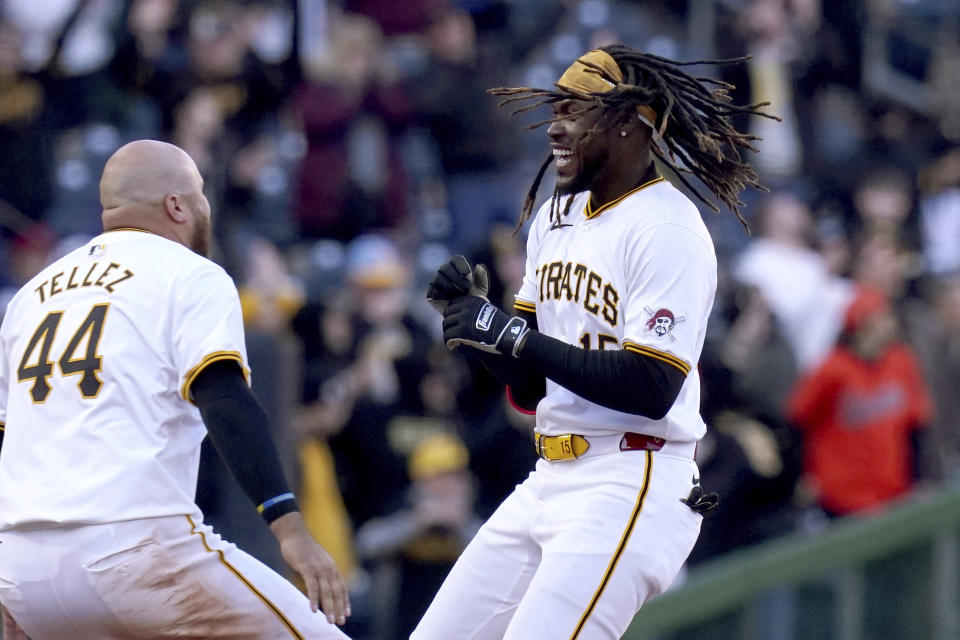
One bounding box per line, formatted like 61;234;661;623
466;309;546;411
190;360;299;524
515;330;687;419
466;309;686;418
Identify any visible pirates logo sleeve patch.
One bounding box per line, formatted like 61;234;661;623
642;306;686;343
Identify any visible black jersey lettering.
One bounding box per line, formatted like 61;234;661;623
66;267;80;290
103;269;134;293
583;271;602;315
94;263;120;287
601;284;619;326
538;261;621;329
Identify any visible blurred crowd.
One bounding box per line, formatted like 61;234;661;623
0;0;959;636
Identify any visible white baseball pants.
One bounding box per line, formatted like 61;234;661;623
411;448;702;639
0;514;350;639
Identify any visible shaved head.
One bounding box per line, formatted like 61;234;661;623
99;140;212;256
100;140;200;210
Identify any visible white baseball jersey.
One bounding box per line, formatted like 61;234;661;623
514;177;717;443
0;229;250;529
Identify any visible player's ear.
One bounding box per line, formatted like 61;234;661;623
612;112;639;141
164;193;190;223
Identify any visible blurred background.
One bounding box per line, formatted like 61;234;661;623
0;0;958;638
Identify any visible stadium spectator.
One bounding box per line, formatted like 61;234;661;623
107;0;183;132
169;86;225;177
724;0;812;180
236;234;305;334
344;0;449;37
291;234;433;533
0;223;58;320
733;190;853;371
407;8;525;254
0;18;71;222
786;285;933;517
355;432;482;640
850;231;929;333
851;165;920;248
919;146;960;276
153;1;287;135
290;13;411;240
910;275;960;481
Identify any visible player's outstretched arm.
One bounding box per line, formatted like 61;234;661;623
270;511;351;624
190;361;352;624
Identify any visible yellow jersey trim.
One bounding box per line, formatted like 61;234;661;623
514;299;537;313
102;227;155;234
186;515;305;639
570;450;653;639
622;342;691;376
181;351;250;403
584;177;665;220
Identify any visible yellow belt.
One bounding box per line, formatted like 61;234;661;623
534;432;590;461
534;431;668;461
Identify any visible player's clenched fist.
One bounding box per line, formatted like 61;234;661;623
270;512;351;626
442;295;530;357
426;256;490;313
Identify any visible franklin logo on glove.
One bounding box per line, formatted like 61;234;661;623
476;304;497;331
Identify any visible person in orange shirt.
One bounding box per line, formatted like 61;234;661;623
786;285;933;516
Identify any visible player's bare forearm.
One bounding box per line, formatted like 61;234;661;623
2;607;28;640
270;511;351;626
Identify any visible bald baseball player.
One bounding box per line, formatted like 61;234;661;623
0;140;351;639
419;45;778;639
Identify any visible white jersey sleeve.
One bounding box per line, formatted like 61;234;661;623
171;264;250;402
620;223;716;376
514;196;579;314
515;201;548;312
0;323;9;428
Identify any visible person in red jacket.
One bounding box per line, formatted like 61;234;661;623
787;285;933;516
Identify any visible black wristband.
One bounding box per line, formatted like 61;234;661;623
258;493;301;524
497;316;530;358
191;360;298;524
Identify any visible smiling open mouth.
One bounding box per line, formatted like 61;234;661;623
553;148;574;167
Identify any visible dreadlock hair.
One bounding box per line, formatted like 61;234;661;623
488;44;781;233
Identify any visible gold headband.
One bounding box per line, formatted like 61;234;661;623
557;49;622;94
556;49;659;131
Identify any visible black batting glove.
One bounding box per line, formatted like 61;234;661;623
442;295;529;357
426;256;490;314
681;485;719;514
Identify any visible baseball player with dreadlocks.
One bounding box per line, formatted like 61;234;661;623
415;45;778;639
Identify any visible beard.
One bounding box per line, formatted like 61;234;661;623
556;142;606;196
191;214;212;258
557;160;601;195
